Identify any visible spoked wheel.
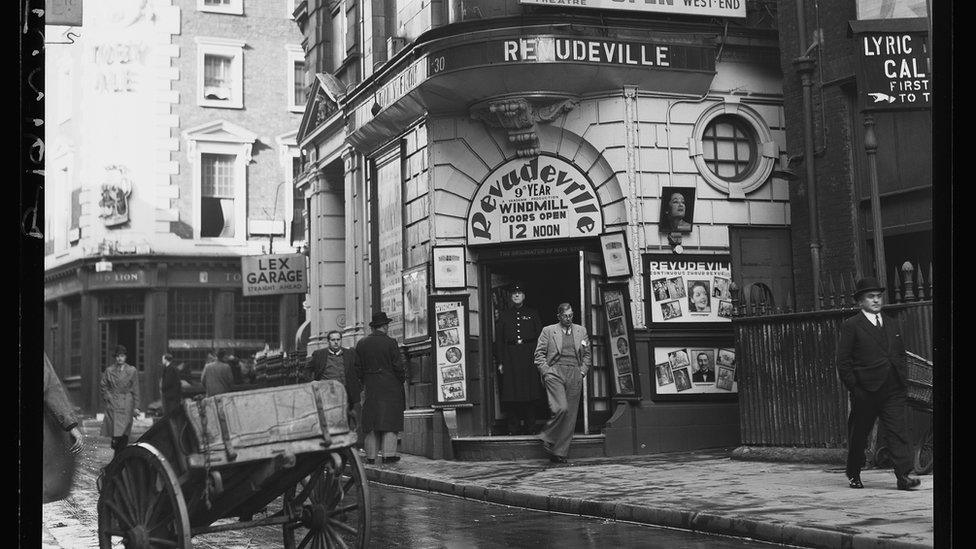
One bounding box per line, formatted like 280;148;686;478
914;427;934;475
97;443;191;548
283;447;371;549
873;445;894;469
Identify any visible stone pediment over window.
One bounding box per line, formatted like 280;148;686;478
182;120;258;160
297;73;346;144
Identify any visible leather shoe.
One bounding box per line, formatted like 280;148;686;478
382;455;401;463
896;473;921;490
847;474;864;489
547;454;568;464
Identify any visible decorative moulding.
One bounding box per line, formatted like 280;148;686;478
470;94;579;158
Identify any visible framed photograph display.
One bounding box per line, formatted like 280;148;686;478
402;265;428;344
432;245;466;289
651;344;737;401
643;253;733;327
600;283;640;400
429;294;470;404
599;230;632;278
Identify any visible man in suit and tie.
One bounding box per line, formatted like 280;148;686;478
534;302;590;464
836;277;920;491
305;330;362;417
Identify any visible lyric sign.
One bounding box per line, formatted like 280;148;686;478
467;155;604;246
644;254;733;324
240;254;307;297
854;27;930;111
519;0;746;19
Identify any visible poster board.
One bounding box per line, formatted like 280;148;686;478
430;294;470;404
376;156;403;340
402;265;428;344
600;283;640;400
432;245;466;289
651;345;737;400
643;253;733;326
599;230;632;279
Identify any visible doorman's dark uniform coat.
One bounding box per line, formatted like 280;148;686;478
355;331;406;433
494;306;544;402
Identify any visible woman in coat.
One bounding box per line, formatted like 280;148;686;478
354;312;406;464
100;345;141;457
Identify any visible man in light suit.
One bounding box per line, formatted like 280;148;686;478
534;302;590;464
836;277;920;491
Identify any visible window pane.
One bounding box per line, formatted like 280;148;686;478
293;60;307;106
168;289;214;339
701;115;756;181
201;197;226;237
234;293;280;343
202;153;235;197
204;55;233;99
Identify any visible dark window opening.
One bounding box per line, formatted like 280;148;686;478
702;114;758;182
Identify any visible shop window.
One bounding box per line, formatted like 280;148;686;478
183;120;255;241
287;45;308;112
100;292;145;317
201;153;237;238
689;102;778;199
195;37;245;108
198;0;243;16
234;293;280;343
168;289;215;340
68;299;82;378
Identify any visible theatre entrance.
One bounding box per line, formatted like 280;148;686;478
478;243;613;437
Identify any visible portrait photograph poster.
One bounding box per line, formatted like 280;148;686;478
402;265;428;343
431;296;468;403
653;346;737;395
644;253;733;324
432;245;466;289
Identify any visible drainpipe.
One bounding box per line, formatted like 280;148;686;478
792;0;822;310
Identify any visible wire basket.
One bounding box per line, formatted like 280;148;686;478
904;351;932;410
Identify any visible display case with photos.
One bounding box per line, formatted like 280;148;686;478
643;253;734;328
429;293;470;404
600;283;640;399
650;339;737;401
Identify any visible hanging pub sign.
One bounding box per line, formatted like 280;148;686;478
600;283;640;400
467;154;604;246
652;346;737;397
643;253;733;325
240;254;308;297
851;18;930;112
430;294;470;404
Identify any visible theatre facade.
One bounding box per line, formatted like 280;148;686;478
295;1;792;457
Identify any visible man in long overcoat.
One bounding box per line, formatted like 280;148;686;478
355;312;406;464
494;283;544;434
44;353;84;503
306;330;362;416
836;277;920;491
100;345;141;457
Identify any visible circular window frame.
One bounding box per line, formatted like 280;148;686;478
689;102;777;199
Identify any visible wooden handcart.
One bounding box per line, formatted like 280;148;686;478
96;379;370;548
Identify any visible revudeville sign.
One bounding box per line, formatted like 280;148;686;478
467;155;604;245
851;19;930;112
240;254;308;297
519;0;746;18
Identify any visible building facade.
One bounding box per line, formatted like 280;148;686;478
44;0;308;413
295;0;795;456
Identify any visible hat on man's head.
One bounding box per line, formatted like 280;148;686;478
369;311;393;328
114;344;128;357
852;277;886;299
509;282;526;294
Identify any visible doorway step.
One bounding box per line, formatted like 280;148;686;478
452;434;605;461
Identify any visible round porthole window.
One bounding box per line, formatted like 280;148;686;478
689;102;778;199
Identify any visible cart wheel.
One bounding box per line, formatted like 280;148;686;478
873;445;894;469
283;447;371;549
914;429;934;475
97;442;191;549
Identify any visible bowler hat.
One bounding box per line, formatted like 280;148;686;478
852;277;886;298
369;311;393;328
114;344;128;357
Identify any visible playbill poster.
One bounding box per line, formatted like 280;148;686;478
434;300;467;403
602;287;637;397
654;346;737;395
645;254;733;324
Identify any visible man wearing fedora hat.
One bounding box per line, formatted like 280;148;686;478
355;311;406;464
494;283;544;435
100;345;141;458
837;277;920;491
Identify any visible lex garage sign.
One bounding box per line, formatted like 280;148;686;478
853;21;930;111
241;254;308;297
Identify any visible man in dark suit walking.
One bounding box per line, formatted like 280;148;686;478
836;277;920;491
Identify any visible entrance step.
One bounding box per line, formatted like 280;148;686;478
452;434;605;461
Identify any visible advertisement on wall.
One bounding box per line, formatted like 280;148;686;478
653;346;737;395
432;296;469;403
644;254;733;324
467;154;604;246
600;284;640;399
852;20;930;111
240;254;308;297
518;0;746;18
377;157;403;340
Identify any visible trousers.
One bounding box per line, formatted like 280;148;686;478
539;363;582;458
846;368;913;476
363;431;398;459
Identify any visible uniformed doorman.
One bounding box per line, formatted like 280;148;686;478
494;283;544;435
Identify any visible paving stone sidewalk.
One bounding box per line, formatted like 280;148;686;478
363;448;933;549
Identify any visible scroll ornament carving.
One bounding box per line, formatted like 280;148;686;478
470;97;578;158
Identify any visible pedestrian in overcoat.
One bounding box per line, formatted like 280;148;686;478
305;330;362;413
534;303;590;464
837;277;921;491
44;353;85;503
494;283;544;434
355;312;406;464
159;352;191;416
100;345;141;457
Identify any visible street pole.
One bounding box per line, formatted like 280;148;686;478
863;114;887;288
